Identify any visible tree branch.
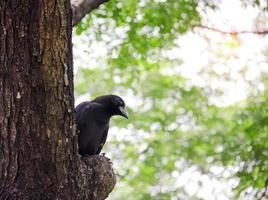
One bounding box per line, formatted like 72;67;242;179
71;0;109;26
196;25;268;35
78;155;116;200
258;176;268;200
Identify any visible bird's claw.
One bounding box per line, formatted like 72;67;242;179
100;153;113;165
107;158;112;165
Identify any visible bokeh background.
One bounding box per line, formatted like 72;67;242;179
73;0;268;199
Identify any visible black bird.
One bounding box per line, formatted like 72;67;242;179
75;94;128;156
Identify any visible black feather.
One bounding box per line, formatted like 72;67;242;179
75;94;128;156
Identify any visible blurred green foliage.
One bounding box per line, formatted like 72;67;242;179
74;0;268;199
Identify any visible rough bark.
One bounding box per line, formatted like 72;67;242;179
0;0;115;199
71;0;108;26
79;156;116;200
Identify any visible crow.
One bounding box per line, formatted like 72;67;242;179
75;94;128;156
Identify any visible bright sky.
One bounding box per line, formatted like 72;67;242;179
73;0;268;199
162;0;268;107
73;0;268;107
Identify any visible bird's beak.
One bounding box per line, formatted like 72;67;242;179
119;106;128;119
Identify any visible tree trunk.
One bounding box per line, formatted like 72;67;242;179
0;0;115;199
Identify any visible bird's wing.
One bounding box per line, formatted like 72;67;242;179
75;102;101;155
75;101;92;129
96;126;109;154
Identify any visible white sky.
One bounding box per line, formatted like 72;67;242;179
73;0;268;107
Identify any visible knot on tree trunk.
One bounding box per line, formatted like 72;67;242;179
78;155;116;200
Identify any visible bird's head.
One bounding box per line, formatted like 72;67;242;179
93;94;129;119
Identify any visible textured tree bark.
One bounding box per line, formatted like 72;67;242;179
79;156;116;200
0;0;115;199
